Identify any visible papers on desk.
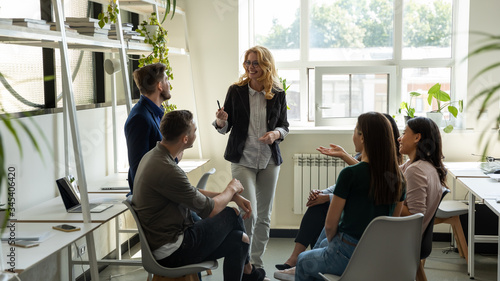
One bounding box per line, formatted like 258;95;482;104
1;230;53;242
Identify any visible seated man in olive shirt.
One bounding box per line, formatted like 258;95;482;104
132;110;266;281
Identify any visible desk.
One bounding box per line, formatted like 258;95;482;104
1;222;99;272
14;194;127;223
88;159;210;193
445;162;488;200
459;177;500;279
484;199;500;281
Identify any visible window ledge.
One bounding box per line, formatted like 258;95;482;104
289;126;354;134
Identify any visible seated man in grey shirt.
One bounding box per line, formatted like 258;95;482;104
132;110;266;281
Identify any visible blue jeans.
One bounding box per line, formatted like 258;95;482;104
295;232;358;281
158;207;250;280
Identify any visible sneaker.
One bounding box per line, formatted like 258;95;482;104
242;265;266;281
275;263;293;270
274;266;296;281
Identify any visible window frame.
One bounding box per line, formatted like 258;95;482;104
240;0;469;129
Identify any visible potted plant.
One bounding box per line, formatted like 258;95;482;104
426;83;463;133
399;91;421;123
136;12;174;87
279;76;291;110
97;0;119;29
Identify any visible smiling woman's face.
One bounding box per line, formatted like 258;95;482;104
245;52;263;81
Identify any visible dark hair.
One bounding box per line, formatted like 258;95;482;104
357;112;403;205
160;110;193;142
406;116;447;186
383;113;403;165
133;63;166;95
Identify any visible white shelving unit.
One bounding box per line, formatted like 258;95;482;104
0;1;197;280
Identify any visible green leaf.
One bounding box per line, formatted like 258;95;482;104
443;125;454;133
435;90;451;102
458;100;463;112
428;83;441;95
448;105;458;118
408;108;415;118
1;116;22;155
98;20;105;29
409;91;421;97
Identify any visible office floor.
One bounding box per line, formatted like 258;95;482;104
98;238;496;281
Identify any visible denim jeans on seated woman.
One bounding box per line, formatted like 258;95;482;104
295;232;358;281
158;207;250;280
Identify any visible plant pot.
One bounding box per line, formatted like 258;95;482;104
145;24;159;38
426;112;443;127
404;116;413;124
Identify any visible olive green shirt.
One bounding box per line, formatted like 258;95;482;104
132;142;214;251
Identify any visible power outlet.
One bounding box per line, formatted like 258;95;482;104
77;244;86;257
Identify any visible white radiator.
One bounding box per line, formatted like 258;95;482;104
293;154;347;214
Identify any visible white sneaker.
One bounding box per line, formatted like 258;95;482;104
274;266;296;281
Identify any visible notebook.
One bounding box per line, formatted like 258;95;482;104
56;176;113;213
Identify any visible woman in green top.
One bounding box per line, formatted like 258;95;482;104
293;112;405;280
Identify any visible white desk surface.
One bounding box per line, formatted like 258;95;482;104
88;159;210;193
484;199;500;216
445;162;488;178
1;222;99;272
14;193;127;223
459;177;500;200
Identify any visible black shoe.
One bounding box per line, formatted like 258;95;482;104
275;263;293;270
242;265;266;281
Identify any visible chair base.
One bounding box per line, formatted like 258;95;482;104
152;273;199;281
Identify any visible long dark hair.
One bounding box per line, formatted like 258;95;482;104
358;112;403;205
406;117;447;186
383;113;403;165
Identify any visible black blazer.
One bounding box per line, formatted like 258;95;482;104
222;84;289;165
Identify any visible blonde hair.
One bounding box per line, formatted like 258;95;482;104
235;46;282;100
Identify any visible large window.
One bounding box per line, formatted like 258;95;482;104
242;0;467;127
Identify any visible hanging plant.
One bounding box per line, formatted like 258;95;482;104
136;12;173;89
159;0;177;23
97;0;119;29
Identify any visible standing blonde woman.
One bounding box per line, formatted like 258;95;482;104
214;45;289;269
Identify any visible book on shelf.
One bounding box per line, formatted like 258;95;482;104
0;18;13;25
11;18;47;25
79;32;109;39
66;17;110;30
108;34;145;42
13;21;50;30
110;23;134;32
48;22;78;33
73;27;109;34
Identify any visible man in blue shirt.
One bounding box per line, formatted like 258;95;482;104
125;63;171;194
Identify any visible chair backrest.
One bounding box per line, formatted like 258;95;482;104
337;213;424;281
123;196;217;278
420;188;450;259
196;168;216;190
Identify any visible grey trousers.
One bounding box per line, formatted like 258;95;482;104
231;162;280;268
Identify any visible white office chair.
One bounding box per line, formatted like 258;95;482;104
123;196;218;281
434;196;469;264
319;213;424;281
196;168;216;190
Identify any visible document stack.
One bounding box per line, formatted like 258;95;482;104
47;22;78;33
12;18;50;30
108;23;145;42
65;17;110;38
0;18;13;25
